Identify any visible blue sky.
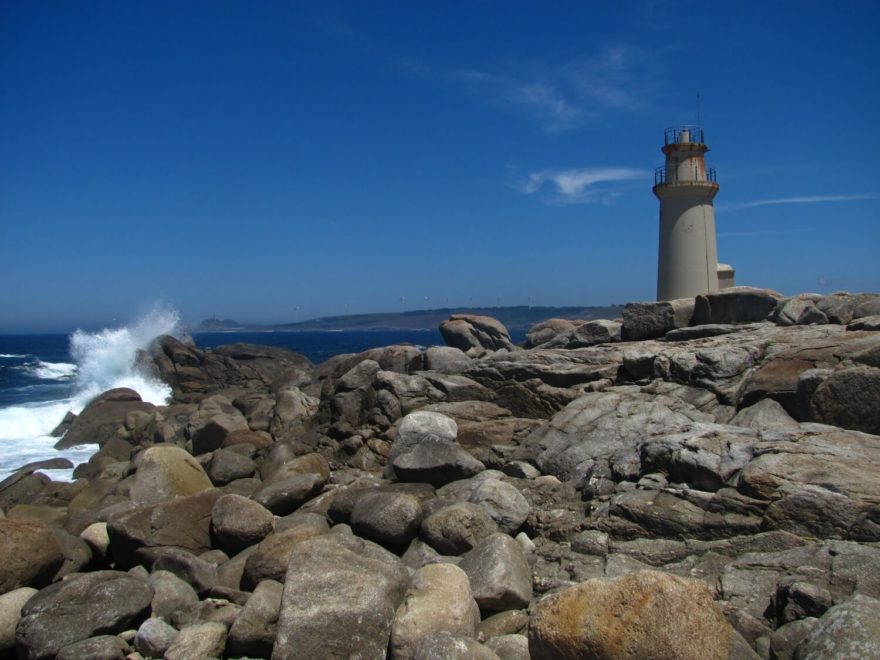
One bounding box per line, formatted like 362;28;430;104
1;1;878;332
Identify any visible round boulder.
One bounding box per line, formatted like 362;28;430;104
351;491;424;551
206;449;256;486
211;494;275;553
128;445;213;505
252;473;325;515
420;502;498;555
392;411;459;461
135;617;179;657
16;570;154;660
528;570;732;660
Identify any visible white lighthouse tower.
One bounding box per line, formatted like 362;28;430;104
653;126;729;301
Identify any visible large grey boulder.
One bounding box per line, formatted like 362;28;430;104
437;474;530;535
817;291;880;324
729;398;800;431
391;439;486;488
211;494;275;553
425;346;473;374
206;448;256;485
191;412;250;455
227;579;283;658
374;371;446;424
16;571;153;660
147;569;200;622
808;365;880;435
622;299;694;340
794;594;880;659
391;412;485;487
260;450;330;483
390;563;480;660
528;570;732;660
242;515;331;589
420;502;499;555
543;320;622;349
252;473;324;516
272;534;409;659
773;295;829;326
458;533;532;612
440;315;516;354
269;387;320;441
694;286;783;325
525;319;579;348
351;491;424;551
0;518;64;592
152;547;218;595
106;489;221;568
391;411;459;459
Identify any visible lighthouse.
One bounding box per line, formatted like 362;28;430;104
653;126;732;301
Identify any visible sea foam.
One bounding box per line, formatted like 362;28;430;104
0;306;182;480
69;306;180;409
31;360;78;381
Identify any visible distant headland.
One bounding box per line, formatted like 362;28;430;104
194;304;625;333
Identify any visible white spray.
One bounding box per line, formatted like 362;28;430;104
0;305;182;479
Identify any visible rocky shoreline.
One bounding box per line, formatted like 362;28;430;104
1;287;879;659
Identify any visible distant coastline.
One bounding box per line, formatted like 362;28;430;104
193;304;625;333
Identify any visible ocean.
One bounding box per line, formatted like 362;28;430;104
0;310;513;482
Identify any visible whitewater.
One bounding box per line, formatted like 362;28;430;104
0;308;181;481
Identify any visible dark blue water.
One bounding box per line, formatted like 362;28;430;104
0;335;77;407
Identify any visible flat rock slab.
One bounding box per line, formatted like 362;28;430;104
522;389;711;485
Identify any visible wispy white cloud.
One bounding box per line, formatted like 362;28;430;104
452;69;585;132
518;167;649;205
438;46;656;132
718;193;880;212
